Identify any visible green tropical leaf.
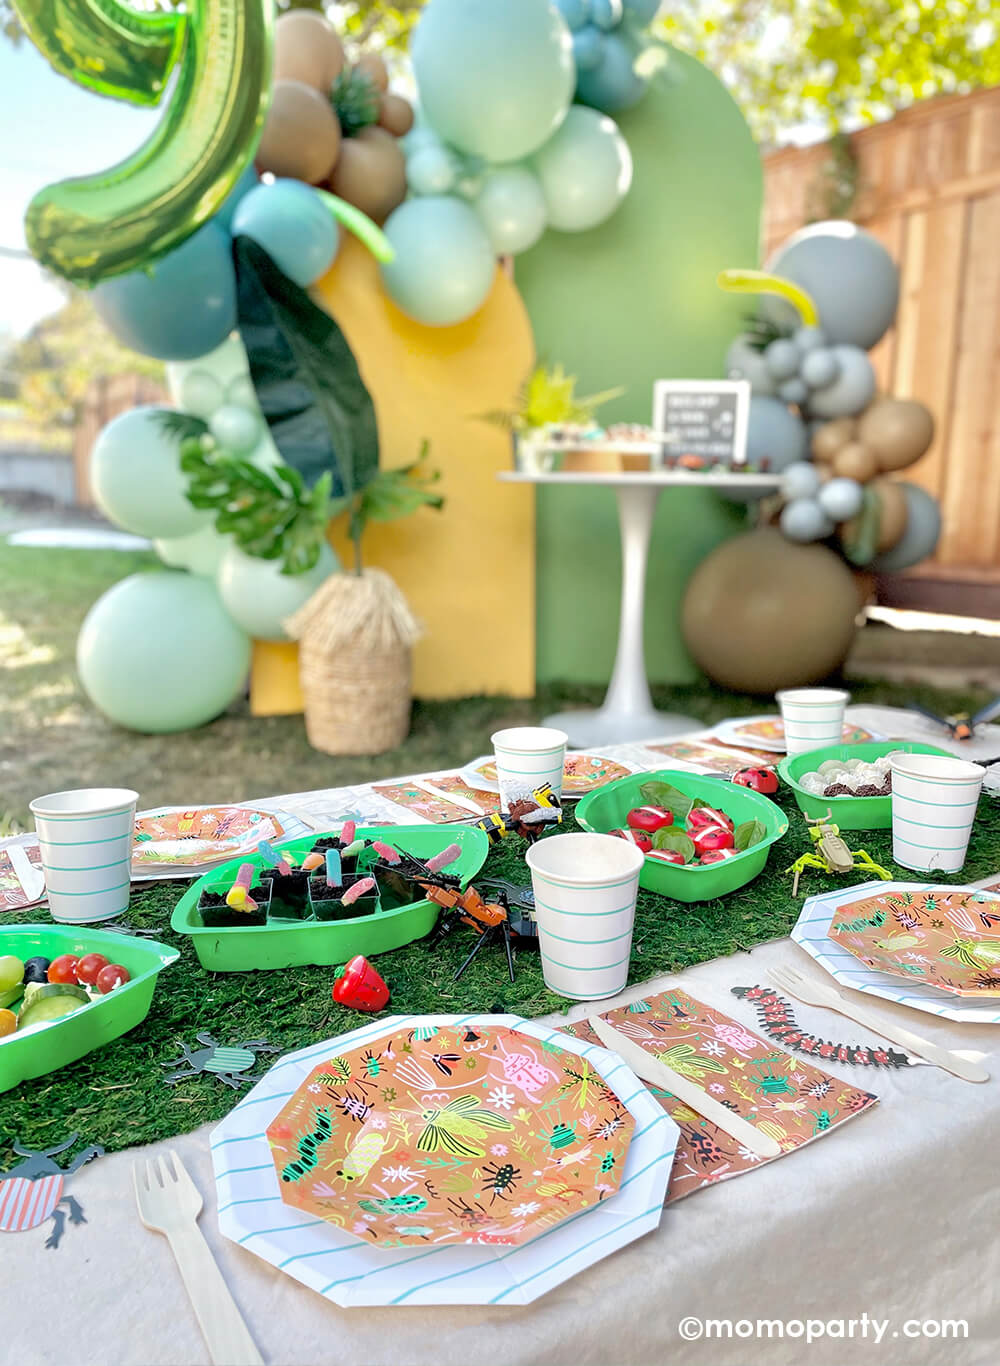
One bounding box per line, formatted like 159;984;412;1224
639;781;693;822
733;819;766;852
651;829;696;863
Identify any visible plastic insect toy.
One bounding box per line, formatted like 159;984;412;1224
908;696;1000;742
161;1032;280;1089
474;785;563;846
0;1135;104;1248
786;810;892;896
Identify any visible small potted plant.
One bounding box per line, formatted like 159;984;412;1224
485;363;624;474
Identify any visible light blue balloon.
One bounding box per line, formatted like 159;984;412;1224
91;405;208;538
209;403;260;455
532;105;632;232
412;0;575;161
806;344;875;419
154;525;228;578
77;572;251;733
555;0;591;30
93;223;236;362
726;336;777;396
591;0;623;30
572;24;605;70
475;167;548;255
380;196;496;327
794;324;826;352
231;180;338;288
777;377;809;405
575;32;646;111
781;461;822;500
800;347;840;389
780;498;835;542
871;484;942;572
818;476;864;521
216;542;339;641
623;0;661;22
746;395;809;471
407;144;457;196
214;165;260;231
764;337;801;381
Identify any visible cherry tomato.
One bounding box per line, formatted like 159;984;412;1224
47;954;81;985
609;827;652;853
733;767;779;795
647;848;685;865
698;848;736;865
626;805;673;833
75;952;111;986
95;963;130;994
692;825;735;856
0;1008;16;1037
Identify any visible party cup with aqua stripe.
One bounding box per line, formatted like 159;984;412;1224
491;725;568;810
776;687;849;756
526;832;644;1000
889;753;984;873
30;788;138;923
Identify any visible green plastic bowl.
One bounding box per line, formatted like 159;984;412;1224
778;741;956;829
171;825;489;972
0;924;178;1093
574;769;788;903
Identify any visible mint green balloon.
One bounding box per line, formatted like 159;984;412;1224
412;0;574;161
475;167;548;255
380;196;496;327
216;542;338;641
208;402;260;453
91;405;208;538
154;524;228;577
77;572;251;732
532;105;632;231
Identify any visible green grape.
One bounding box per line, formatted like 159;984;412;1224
0;955;25;993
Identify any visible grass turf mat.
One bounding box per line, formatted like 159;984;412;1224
3;786;999;1162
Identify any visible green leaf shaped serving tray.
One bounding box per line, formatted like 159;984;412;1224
171;826;489;973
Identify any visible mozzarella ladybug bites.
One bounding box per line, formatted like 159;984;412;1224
698;848;737;864
626;805;674;833
732;767;779;796
647;848;685;865
609;827;653;853
687;806;734;833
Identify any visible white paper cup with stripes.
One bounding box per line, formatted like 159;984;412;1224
491;726;568;811
889;754;983;873
30;788;138;923
776;687;850;756
526;832;644;1001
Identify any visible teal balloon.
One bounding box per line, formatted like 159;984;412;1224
406;145;457;196
91;406;207;539
93;223;236;362
575;32;646;112
871;484;942;572
532;106;632;232
475;168;548;255
209;403;261;454
175;369;224;419
216;542;339;641
591;0;623;29
572;25;604;70
624;0;661;21
380;196;496;327
555;0;590;30
231;181;338;287
214;165;260;231
154;525;228;578
77;572;251;733
412;0;575;161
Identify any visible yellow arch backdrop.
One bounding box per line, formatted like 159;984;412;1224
250;235;536;713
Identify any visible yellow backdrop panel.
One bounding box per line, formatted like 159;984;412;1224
250;237;536;714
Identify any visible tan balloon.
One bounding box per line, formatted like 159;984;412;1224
870;477;908;551
832;440;880;483
378;93;415;137
354;51;390;93
256;80;342;185
682;528;859;693
858;397;935;472
328;126;407;224
811;417;857;463
274;10;345;93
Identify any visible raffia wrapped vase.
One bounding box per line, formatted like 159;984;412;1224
284;569;421;756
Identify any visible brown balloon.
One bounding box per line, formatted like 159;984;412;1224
273;10;345;93
832;440;880;483
858;397;934;472
870;477;908;551
327;126;407;224
811;417;857;463
378;92;415;137
354;51;390;93
682;528;859;693
256;80;342;185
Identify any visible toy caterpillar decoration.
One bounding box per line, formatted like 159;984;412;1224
281;1108;334;1183
731;985;910;1070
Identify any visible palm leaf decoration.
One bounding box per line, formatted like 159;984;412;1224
483;363;624;433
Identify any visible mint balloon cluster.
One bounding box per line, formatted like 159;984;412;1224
556;0;660;112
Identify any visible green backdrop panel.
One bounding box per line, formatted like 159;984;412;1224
515;46;762;686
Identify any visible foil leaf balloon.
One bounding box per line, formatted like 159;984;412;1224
13;0;273;285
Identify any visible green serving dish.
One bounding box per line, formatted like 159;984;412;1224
171;825;489;972
778;740;956;829
0;924;178;1093
575;769;788;903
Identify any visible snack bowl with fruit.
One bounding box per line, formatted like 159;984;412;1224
0;925;178;1092
575;769;788;902
778;741;954;830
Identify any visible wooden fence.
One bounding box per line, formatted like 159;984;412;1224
73;372;167;506
763;86;1000;613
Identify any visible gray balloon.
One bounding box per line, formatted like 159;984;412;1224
781;461;821;500
871;483;942;572
764;221;900;350
722;395;809;503
780;497;835;542
806;345;875;419
764;337;801;380
726;335;777;395
800;346;839;389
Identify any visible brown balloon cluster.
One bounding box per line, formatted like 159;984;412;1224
811;395;934;555
256;11;414;223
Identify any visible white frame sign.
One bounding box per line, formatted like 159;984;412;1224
652;378;751;466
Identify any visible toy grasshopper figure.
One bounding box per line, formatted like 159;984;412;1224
786;810;892;896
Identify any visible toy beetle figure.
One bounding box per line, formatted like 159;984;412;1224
732;767;780;797
786;810;892;896
161;1032;280;1089
0;1135;104;1248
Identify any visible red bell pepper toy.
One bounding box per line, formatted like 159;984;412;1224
332;955;390;1013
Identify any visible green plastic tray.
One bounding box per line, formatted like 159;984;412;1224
171;825;490;972
575;769;788;903
778;741;955;829
0;924;178;1093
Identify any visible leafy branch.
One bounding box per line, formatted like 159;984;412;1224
328;440;444;574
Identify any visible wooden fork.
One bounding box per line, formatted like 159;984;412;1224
132;1150;264;1365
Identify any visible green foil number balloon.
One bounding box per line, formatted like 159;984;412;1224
14;0;272;286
